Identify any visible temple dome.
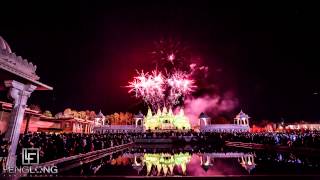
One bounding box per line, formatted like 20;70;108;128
236;110;249;119
0;36;12;53
96;110;105;118
199;112;209;119
134;111;144;119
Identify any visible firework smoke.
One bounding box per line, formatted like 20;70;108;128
183;92;239;127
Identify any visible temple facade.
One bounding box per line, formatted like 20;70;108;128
144;106;191;131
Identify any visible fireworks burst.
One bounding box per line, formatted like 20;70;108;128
127;70;196;108
152;39;190;71
127;70;165;107
167;71;196;105
127;39;208;109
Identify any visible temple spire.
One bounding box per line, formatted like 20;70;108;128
168;107;173;116
147;107;152;117
179;108;184;116
162;106;167;114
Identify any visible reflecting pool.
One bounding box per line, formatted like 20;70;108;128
62;145;320;176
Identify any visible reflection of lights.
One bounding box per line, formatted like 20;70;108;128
142;152;191;176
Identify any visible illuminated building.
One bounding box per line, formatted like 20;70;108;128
285;123;320;131
144;106;191;131
0;101;104;134
234;110;250;126
200;110;250;132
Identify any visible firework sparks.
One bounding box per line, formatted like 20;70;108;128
152;39;190;71
168;53;175;63
167;71;196;105
127;39;207;109
127;70;165;107
127;69;196;108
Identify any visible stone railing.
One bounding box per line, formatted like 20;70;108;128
93;125;143;133
30;142;134;174
200;124;250;132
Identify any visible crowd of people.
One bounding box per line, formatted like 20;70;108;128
220;131;320;148
0;132;134;169
0;132;9;159
0;129;320;170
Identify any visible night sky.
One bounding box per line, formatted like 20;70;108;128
1;1;319;122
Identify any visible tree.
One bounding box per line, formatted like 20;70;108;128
64;108;72;117
55;112;64;119
89;111;96;120
71;110;79;118
78;111;87;119
29;104;41;113
43;110;53;117
113;113;120;125
105;115;111;125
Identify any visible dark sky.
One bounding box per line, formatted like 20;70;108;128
1;1;320;122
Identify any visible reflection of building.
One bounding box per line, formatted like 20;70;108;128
200;110;250;132
132;153;191;176
144;106;191;131
200;152;256;173
239;155;256;173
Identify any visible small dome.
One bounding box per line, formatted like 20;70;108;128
134;111;144;119
0;36;12;53
199;112;209;119
96;110;105;118
236;110;249;119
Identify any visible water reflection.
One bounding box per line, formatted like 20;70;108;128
99;150;256;176
66;146;320;176
200;153;256;174
131;152;191;176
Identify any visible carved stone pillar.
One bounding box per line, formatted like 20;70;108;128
4;80;36;168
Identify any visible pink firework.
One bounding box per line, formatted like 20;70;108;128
127;70;165;107
167;71;196;105
128;69;196;108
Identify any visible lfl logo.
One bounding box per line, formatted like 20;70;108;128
22;148;39;165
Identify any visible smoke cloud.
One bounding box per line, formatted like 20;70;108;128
183;91;239;127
